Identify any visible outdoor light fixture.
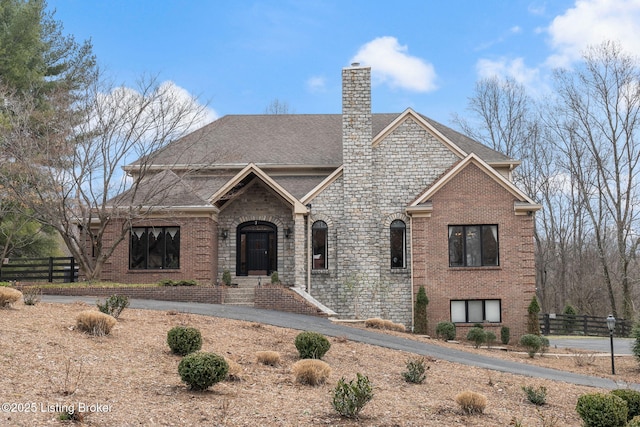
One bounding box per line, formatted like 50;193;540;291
606;314;616;375
221;229;228;240
285;227;291;238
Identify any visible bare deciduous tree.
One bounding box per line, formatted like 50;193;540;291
546;41;640;319
2;73;213;280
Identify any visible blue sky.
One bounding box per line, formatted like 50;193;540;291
51;0;640;127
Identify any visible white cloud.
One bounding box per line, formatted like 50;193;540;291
350;36;437;92
476;57;542;91
546;0;640;68
306;76;326;93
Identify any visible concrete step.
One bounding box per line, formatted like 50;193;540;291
224;287;255;306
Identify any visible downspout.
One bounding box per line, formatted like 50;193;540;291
409;214;415;332
306;205;312;294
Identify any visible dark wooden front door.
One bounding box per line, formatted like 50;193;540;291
236;221;276;276
247;232;269;273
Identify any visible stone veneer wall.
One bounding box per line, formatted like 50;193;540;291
411;163;536;339
216;180;295;283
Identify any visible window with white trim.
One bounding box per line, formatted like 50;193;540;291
451;299;501;323
448;225;499;267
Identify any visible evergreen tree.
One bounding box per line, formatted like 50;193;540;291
414;286;429;334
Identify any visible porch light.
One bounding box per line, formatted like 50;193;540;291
285;227;291;238
221;229;228;239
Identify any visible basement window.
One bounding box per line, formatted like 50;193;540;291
451;299;501;323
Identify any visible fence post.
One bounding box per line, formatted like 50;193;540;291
542;314;550;335
70;257;76;283
582;315;588;336
48;257;54;282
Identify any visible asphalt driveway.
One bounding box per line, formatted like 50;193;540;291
42;295;639;391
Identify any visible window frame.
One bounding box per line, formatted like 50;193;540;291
448;224;499;267
390;219;406;269
312;220;328;270
450;299;502;323
129;226;180;270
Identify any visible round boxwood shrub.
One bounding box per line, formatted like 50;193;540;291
628;415;640;427
576;392;628;427
519;334;543;358
611;389;640;420
466;327;487;348
295;331;331;359
167;326;202;356
435;321;456;341
500;326;510;345
178;351;229;391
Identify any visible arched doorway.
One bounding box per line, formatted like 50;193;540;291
236;221;277;276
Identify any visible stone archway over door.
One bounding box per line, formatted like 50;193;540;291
236;221;277;276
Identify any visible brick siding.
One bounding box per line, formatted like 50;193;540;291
411;163;536;339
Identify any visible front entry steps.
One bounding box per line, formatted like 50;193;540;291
222;276;262;306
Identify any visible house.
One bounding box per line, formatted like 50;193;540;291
100;64;541;338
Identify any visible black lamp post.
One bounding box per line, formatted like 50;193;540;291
606;314;616;375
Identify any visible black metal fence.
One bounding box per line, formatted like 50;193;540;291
0;257;78;283
539;313;632;337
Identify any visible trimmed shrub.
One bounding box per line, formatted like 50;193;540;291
519;334;543;358
256;350;281;366
485;331;497;348
22;286;41;305
522;385;547;405
292;359;332;386
455;390;487;415
332;373;373;418
224;357;243;382
159;279;197;286
167;326;202;356
576;392;627;427
435;321;456;341
414;286;429;334
364;318;386;329
401;356;429;384
76;310;117;336
270;271;280;284
222;269;232;286
539;336;550;356
364;318;406;332
295;331;331;359
96;294;129;319
632;323;640;364
0;287;22;307
500;326;510;345
178;351;228;391
466;327;487;348
611;389;640;420
628;415;640;427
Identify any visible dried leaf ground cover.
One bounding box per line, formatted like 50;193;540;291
1;301;638;426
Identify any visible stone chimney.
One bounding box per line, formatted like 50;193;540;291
339;63;378;315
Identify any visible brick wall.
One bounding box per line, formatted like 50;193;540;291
411;163;536;339
20;284;226;304
255;284;327;316
100;215;218;284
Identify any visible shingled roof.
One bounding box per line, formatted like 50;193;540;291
129;113;513;169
